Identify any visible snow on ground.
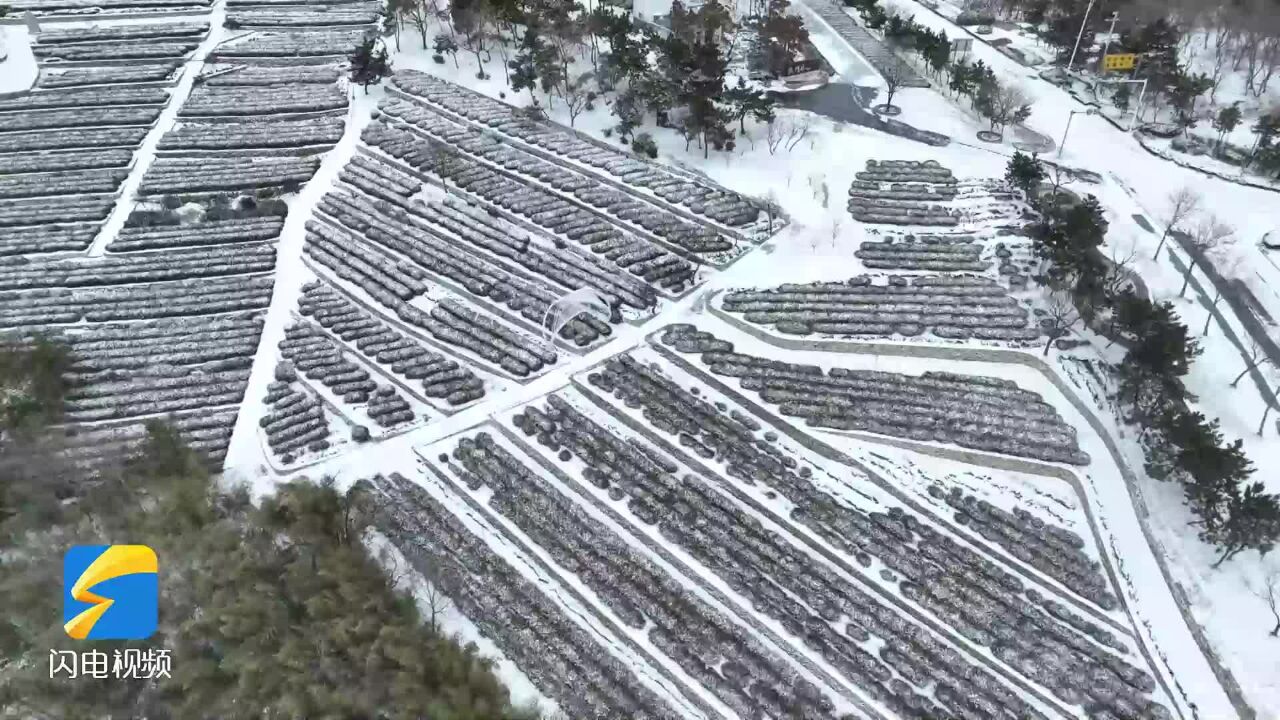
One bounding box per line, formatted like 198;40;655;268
175;10;1277;718
0;26;37;94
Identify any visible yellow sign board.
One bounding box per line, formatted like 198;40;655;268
1103;53;1137;71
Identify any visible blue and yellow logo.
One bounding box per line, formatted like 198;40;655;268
63;545;158;640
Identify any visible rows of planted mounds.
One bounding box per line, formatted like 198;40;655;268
932;486;1118;610
59;407;239;469
298;282;486;406
36;20;209;44
339;153;662;308
0;149;134;174
364;122;696;290
370;471;684;720
139;156;321;194
659;325;1085;464
378;97;733;256
721;275;1039;342
855;233;990;272
584;345;1169;719
180;82;348;117
392;71;763;229
261;369;333;462
0;167;130;200
849;160;959;226
279;323;417;430
303;222;556;377
0;194;116;228
9;0;211;15
211;28;369;59
109;215;283;251
32;39;202;61
0;225;98;257
4;106;162;132
0;127;150;153
317;188;614;347
0;85;170;111
0;243;276;290
200;63;341;86
0;274;275;327
520;392;1042;720
448;431;842;720
54;315;260;422
38;62;180;88
158;116;345;150
226;3;381;26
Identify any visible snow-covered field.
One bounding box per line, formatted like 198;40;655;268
2;1;1278;717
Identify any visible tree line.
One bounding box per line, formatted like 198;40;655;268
381;0;798;158
0;339;544;719
1004;152;1280;567
843;0;1034;137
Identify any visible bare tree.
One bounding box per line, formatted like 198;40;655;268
878;62;907;113
1153;186;1201;260
560;74;591;127
1231;337;1275;387
1042;294;1080;356
1203;255;1243;335
1178;213;1234;298
1250;561;1280;636
761;190;781;233
418;556;453;634
981;82;1032;136
1104;240;1138;299
407;0;433;48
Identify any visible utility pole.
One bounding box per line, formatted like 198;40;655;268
1066;0;1096;74
1098;12;1118;74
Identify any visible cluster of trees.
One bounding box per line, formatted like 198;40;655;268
844;0;1032;135
383;0;787;156
0;339;543;719
1004;153;1280;567
349;33;394;93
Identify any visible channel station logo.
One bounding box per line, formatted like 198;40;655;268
63;545;158;641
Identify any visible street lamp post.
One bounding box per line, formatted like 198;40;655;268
1098;12;1119;73
1057;109;1097;158
1066;0;1096;74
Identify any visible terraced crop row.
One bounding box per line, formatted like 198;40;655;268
32;39;202;62
518;392;1043;720
0;224;98;257
316;188;612;347
0;194;116;228
0;274;275;328
721;276;1038;342
0;243;276;290
35;21;209;44
108;216;284;252
298;282;486;406
261;377;333;461
340;152;662;310
0;127;150;153
363;122;696;290
200;63;342;86
38;63;180;88
158;116;345;150
584;342;1166;718
448;432;844;720
0;85;170;111
10;0;211;14
279;322;414;422
371;471;686;720
850;161;959;227
658;323;1086;464
227;4;381;26
58;407;239;468
855;235;989;272
180;83;348;116
139;156;321;194
0;167;130;200
392;71;763;229
211;28;370;59
0;149;135;175
302;223;556;377
378;96;733;255
4;106;163;132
